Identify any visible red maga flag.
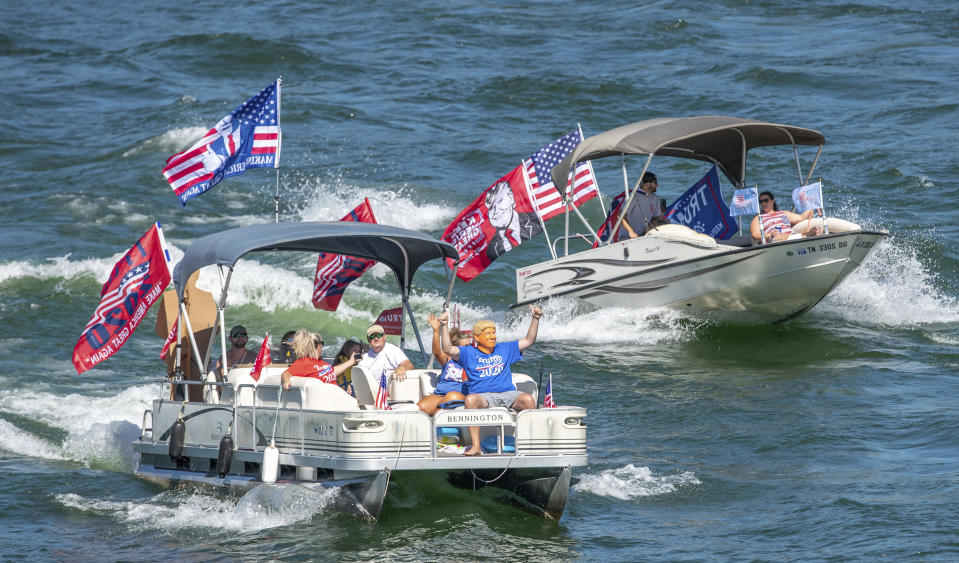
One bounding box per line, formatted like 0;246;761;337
441;165;542;282
250;332;272;382
73;223;172;374
159;317;178;360
312;199;378;311
375;307;403;335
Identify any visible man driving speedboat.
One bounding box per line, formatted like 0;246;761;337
620;172;670;238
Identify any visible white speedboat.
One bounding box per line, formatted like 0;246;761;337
513;116;888;323
133;222;587;520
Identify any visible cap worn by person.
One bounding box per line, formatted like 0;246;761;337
230;325;247;338
472;320;495;335
367;324;385;338
281;330;296;345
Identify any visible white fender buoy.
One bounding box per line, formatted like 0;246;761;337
261;440;279;483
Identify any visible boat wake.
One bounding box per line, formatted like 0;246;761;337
817;232;959;327
56;486;336;533
0;385;154;470
573;464;700;500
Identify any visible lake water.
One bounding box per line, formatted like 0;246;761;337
2;1;958;560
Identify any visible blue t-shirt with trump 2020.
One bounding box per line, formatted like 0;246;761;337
457;341;522;394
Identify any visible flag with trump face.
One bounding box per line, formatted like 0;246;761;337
162;79;281;205
312;199;378;311
74;222;173;374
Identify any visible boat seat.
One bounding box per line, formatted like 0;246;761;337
513;373;538;404
419;371;440;397
291;377;360;411
352;365;422;410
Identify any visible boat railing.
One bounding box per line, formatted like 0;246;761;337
551;233;596;257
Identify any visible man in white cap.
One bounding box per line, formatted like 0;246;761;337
357;323;414;383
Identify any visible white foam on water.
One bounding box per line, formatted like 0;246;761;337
816;233;959;326
56;485;336;532
496;298;699;345
123;126;208;157
573;464;701;500
924;331;959;345
0;418;67;461
293;175;457;233
0;385;156;468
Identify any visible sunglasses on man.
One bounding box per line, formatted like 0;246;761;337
367;332;384;340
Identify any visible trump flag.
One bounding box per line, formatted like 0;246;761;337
73;222;173;374
665;166;736;240
312;199;378;311
162;79;281;205
441;165;543;282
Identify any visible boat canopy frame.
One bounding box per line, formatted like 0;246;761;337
546;116;826;253
169;222;459;378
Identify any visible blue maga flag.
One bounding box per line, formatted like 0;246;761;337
162;79;282;205
730;187;760;217
792;181;824;213
665;166;736;240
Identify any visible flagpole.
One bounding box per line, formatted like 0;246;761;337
578;124;604;213
274;76;283;223
523;159;556;260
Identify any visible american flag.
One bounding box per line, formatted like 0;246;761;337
543;374;556;408
525;130;598;222
250;332;272;382
162;79;281;205
312;199;378;310
374;373;392;410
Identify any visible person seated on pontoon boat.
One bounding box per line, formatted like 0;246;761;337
212;325;259;374
750;191;822;244
280;330;358;391
357;324;414;383
439;306;542;456
417;313;470;416
334;338;364;395
270;330;297;364
620;172;670;239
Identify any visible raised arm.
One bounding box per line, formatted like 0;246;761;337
438;310;460;361
427;313;450;366
518;305;543;351
332;354;359;378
